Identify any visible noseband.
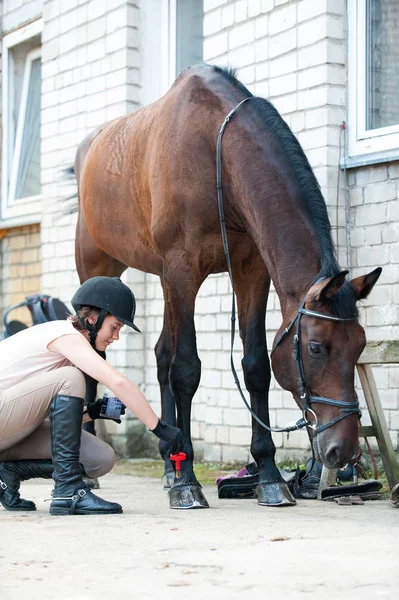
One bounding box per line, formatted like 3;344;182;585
271;287;361;436
216;97;361;436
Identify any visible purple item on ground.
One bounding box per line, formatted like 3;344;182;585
216;466;249;485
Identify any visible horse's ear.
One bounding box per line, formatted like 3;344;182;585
311;271;349;303
350;267;382;300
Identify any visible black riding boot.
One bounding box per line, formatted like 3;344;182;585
0;459;53;511
49;394;122;516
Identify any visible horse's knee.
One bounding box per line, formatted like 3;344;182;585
242;351;270;394
170;353;201;398
155;340;172;386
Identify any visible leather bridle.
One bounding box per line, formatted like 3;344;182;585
270;287;361;436
216;98;361;436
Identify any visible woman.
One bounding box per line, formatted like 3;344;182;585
0;276;183;516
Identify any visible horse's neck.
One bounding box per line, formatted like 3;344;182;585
230;171;323;312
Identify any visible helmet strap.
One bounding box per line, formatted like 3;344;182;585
86;309;108;349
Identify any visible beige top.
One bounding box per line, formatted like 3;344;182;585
0;320;83;391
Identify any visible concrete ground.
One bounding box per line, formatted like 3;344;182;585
0;471;397;600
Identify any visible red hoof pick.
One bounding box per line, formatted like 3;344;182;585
170;452;186;479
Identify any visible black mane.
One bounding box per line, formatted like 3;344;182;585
212;65;358;319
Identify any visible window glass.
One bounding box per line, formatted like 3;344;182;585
14;57;41;199
366;0;399;131
176;0;203;75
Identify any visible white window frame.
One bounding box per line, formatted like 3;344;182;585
1;19;43;226
161;0;177;95
346;0;399;167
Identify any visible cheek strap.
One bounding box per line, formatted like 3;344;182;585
85;309;108;348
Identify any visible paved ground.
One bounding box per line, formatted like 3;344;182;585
1;471;398;600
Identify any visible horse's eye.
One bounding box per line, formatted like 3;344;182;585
308;342;323;357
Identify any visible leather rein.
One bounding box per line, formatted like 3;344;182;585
216;98;361;436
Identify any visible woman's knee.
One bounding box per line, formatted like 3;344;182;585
80;433;115;478
58;367;86;398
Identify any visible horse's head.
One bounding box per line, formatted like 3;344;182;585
271;267;382;468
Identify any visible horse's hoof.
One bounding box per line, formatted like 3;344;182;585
390;483;399;508
255;482;296;506
162;471;175;489
168;484;210;509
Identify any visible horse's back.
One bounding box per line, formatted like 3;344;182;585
76;65;253;275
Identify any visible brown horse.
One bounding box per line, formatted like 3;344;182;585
73;64;381;508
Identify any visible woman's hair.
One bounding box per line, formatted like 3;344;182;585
69;306;101;331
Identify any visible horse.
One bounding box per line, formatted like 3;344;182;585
73;64;381;508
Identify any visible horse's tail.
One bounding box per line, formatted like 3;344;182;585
61;164;79;214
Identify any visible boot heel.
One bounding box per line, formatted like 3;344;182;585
49;505;71;516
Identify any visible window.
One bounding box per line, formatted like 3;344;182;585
161;0;203;93
141;0;203;105
347;0;399;165
1;20;43;224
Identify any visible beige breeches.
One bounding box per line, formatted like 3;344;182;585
0;366;115;478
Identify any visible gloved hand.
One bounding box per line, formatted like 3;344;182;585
86;398;126;424
150;419;184;455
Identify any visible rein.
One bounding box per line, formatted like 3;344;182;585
216;99;361;436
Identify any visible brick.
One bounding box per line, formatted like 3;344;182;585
107;7;127;34
261;0;274;12
229;20;254;49
366;305;397;327
222;4;234;28
255;36;268;61
204;8;222;35
269;3;297;35
298;86;328;110
228;426;251;445
364;182;396;204
234;0;247;23
204;32;228;60
355;204;387;226
248;0;262;18
388;162;399;179
255;14;268;38
298;0;327;23
357;246;389;267
269;73;296;96
298;15;326;47
382;223;399;243
298;40;328;70
229;43;255;67
270;51;298;78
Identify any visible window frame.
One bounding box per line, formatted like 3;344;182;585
346;0;399;167
1;19;43;226
160;0;177;95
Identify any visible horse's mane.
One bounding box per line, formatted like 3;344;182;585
212;65;358;318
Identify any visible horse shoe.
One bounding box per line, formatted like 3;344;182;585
168;483;210;509
255;481;296;507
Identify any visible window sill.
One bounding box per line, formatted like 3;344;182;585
0;213;41;230
341;149;399;170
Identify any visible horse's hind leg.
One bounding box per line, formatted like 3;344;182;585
75;209;127;282
232;254;296;507
75;208;128;454
161;252;209;509
155;286;176;489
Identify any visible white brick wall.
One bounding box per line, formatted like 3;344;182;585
1;0;397;464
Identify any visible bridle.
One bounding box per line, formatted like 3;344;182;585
270;289;361;436
216;97;361;436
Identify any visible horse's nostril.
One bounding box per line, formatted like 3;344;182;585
324;444;343;469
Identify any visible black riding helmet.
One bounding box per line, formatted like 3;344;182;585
71;277;141;346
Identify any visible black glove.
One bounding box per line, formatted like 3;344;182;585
86;398;126;424
150;419;184;454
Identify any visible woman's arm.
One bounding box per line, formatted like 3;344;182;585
48;334;158;430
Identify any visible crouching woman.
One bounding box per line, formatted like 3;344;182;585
0;276;183;515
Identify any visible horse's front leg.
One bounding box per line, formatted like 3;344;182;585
163;257;209;509
233;257;296;507
154;296;176;489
